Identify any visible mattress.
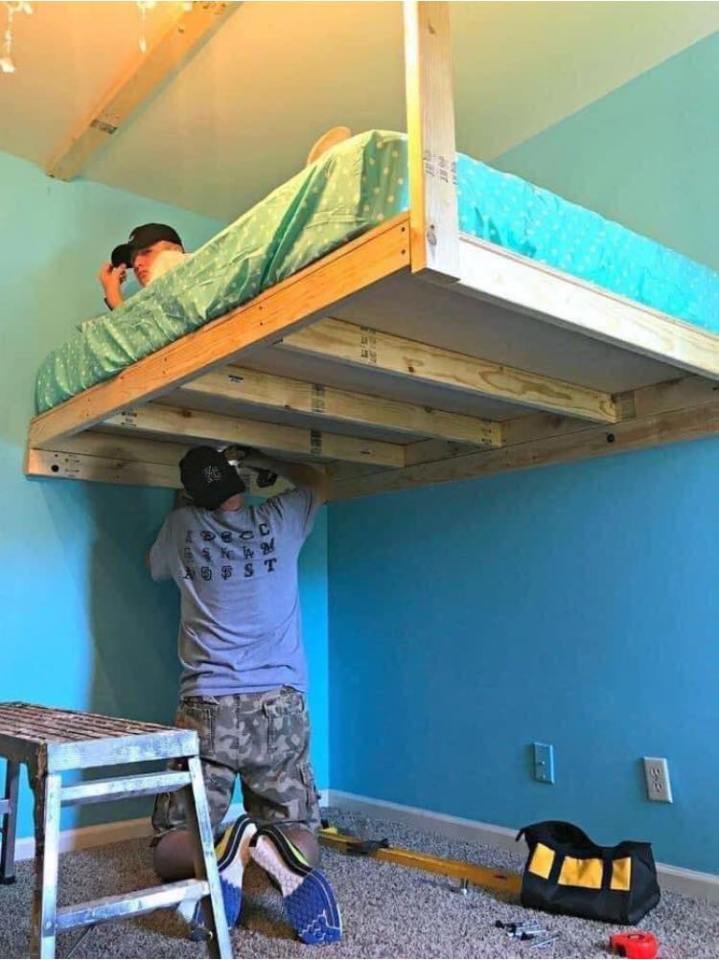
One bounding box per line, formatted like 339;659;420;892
35;130;719;413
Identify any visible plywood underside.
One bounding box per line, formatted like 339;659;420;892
237;267;682;422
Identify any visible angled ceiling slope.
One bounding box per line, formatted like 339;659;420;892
0;1;717;217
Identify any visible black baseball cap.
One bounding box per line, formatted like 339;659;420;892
179;446;246;510
111;223;183;269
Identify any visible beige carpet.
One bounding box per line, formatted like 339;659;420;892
0;808;716;958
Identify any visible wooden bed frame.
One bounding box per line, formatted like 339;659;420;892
25;2;719;501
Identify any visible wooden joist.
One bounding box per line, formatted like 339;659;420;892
177;365;501;447
280;317;619;424
328;374;719;500
101;403;406;467
27;217;411;451
46;2;235;180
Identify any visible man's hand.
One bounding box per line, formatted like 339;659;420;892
226;445;265;467
98;261;126;310
226;447;328;503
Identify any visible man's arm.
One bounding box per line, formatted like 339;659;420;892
146;517;173;581
98;262;126;310
238;449;328;504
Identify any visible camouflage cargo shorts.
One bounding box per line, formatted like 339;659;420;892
152;685;321;840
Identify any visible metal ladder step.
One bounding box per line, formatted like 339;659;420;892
55;879;209;931
60;770;191;806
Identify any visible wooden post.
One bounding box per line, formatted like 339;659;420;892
403;0;460;281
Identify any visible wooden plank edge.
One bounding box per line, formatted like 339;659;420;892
456;233;719;380
25;447;179;489
24;445;294;497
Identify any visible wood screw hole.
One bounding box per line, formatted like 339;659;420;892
606;433;616;443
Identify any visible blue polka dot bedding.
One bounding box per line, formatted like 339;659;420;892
35;130;719;413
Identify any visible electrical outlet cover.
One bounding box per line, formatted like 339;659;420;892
643;756;673;803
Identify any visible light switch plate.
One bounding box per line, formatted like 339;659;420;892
533;742;555;784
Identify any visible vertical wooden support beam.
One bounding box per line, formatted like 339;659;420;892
403;0;460;281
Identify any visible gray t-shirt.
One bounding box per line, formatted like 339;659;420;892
149;488;320;697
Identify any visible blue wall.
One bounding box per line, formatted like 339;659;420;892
328;35;719;874
0;150;328;836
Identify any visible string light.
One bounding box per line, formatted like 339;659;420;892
136;0;157;54
0;1;32;75
0;2;191;74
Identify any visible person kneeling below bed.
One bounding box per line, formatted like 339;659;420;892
146;445;341;946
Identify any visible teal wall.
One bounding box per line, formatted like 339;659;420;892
0;150;328;837
495;32;719;271
328;34;719;873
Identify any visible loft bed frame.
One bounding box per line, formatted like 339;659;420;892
25;2;719;501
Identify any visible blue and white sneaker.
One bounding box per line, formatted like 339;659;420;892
251;823;342;945
180;814;257;932
215;814;257;926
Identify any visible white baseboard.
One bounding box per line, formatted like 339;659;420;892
327;789;719;904
14;816;153;862
327;789;518;851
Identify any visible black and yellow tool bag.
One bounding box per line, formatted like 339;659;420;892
516;821;660;924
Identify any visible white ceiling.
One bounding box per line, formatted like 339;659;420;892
1;1;718;219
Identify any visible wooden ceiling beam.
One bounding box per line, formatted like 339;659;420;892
279;317;619;424
45;2;235;181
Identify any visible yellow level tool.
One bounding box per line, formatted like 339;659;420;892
319;826;522;897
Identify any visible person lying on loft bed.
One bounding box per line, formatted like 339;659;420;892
147;444;341;946
97;222;188;310
96;127;353;311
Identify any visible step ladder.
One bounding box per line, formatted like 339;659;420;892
0;701;232;959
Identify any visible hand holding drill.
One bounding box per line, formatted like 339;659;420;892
223;446;279;488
